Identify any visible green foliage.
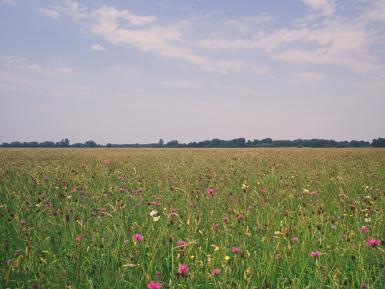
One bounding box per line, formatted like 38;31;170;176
0;149;384;288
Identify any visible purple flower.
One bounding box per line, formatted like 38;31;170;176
360;226;369;234
291;236;299;242
310;250;321;257
366;239;381;247
132;234;143;242
230;247;241;253
177;263;189;276
147;281;162;289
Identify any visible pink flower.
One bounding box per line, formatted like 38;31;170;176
168;208;177;218
365;239;382;247
230;247;241;253
156;271;161;278
211;268;221;276
147;281;162;289
207;187;216;196
223;215;229;223
360;226;369;234
291;236;299;242
309;191;317;196
310;250;321;257
132;234;144;242
177;263;189;276
212;223;219;230
75;235;82;242
236;214;244;222
176;240;186;247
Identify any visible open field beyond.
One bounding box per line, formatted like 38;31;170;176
1;148;384;289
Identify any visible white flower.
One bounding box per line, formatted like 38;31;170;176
149;210;158;217
153;216;160;222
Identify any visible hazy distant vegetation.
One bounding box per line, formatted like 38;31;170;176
1;137;385;148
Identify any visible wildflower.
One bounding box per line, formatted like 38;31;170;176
223;215;229;223
365;239;382;247
212;245;220;251
224;255;230;261
310;250;321;257
309;191;317;197
291;236;299;242
177;263;189;276
147;281;162;289
153;216;160;222
211;268;221;276
230;247;241;253
360;226;369;234
207;187;215;196
132;234;144;242
168;208;177;218
150;210;160;221
236;214;244;222
212;223;219;230
176;240;186;247
156;271;161;278
75;235;81;242
150;210;158;217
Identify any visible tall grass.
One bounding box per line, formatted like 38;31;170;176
1;148;384;288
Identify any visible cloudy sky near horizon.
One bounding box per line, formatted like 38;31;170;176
1;0;385;144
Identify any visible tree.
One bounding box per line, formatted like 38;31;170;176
84;140;97;147
372;138;385;147
166;140;179;147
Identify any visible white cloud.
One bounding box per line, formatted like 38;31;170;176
39;8;60;19
57;0;88;20
197;6;381;74
301;0;335;17
90;44;105;51
93;6;156;26
0;56;73;75
362;0;385;24
56;3;269;74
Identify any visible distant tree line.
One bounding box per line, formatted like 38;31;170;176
2;137;385;148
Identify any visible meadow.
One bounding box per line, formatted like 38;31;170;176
1;148;384;289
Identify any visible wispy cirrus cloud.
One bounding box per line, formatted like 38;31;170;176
196;0;385;74
301;0;335;17
90;44;105;51
38;8;61;19
44;1;270;74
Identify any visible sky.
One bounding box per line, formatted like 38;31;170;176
0;0;385;144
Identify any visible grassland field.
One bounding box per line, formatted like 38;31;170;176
0;148;384;289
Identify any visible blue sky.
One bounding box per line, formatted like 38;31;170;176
1;0;385;144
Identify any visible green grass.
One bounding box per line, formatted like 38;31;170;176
1;148;384;289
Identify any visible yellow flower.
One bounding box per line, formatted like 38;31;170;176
224;255;230;261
